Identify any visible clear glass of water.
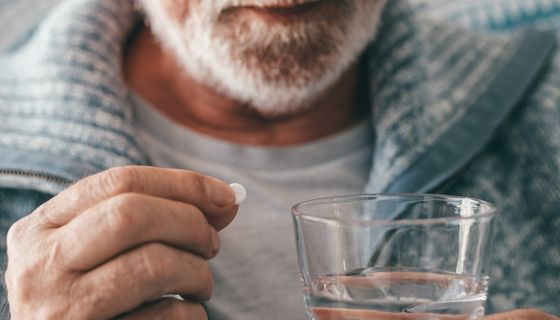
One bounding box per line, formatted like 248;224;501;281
291;194;496;320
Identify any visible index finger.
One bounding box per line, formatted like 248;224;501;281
35;166;237;230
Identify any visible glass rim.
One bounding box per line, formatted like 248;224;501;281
291;193;496;226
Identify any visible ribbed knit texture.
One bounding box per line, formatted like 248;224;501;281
0;1;146;175
412;0;560;31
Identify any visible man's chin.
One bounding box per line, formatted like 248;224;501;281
141;0;386;118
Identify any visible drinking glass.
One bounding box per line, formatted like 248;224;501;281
291;194;496;320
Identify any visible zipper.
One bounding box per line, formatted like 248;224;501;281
0;169;70;185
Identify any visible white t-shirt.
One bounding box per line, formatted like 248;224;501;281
132;94;374;320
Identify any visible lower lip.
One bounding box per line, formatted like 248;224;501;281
234;1;325;19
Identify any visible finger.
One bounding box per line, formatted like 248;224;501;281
75;243;213;320
57;193;220;271
117;299;207;320
35;166;237;229
486;309;560;320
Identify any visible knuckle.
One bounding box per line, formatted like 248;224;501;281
105;194;144;234
5;236;49;304
38;307;68;320
6;219;26;249
6;272;31;305
202;176;220;200
99;166;139;195
191;173;212;198
6;264;43;310
5;234;71;319
10;305;64;320
137;243;168;282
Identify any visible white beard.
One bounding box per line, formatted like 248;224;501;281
138;0;387;115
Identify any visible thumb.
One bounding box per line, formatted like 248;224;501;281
207;183;246;230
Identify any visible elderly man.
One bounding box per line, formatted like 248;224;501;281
0;0;558;319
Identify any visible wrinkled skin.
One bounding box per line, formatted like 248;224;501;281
6;166;238;319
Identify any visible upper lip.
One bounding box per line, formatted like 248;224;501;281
225;0;322;9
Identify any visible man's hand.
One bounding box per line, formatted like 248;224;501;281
486;309;559;320
5;166;238;320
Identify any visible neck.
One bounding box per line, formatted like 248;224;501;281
124;26;369;146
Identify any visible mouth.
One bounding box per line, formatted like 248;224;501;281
223;0;327;19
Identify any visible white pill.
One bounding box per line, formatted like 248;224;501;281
229;183;247;205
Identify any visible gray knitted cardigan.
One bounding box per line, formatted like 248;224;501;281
0;0;558;315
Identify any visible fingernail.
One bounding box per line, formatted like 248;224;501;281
229;183;247;205
211;228;220;256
